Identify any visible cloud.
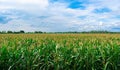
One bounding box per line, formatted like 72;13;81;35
0;0;120;32
0;0;49;13
93;7;112;14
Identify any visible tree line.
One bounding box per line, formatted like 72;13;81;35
0;30;120;34
0;30;43;34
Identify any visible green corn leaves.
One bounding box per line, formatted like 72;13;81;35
0;34;120;70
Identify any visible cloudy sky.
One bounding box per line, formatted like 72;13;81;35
0;0;120;32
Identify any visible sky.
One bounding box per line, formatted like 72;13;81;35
0;0;120;32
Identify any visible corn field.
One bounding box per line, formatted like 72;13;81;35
0;34;120;70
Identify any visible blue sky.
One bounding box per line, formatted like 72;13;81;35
0;0;120;32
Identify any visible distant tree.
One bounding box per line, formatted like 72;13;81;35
34;31;43;33
20;30;25;33
90;30;109;33
13;31;19;34
7;31;13;33
27;32;34;34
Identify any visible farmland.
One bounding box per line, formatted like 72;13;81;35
0;34;120;70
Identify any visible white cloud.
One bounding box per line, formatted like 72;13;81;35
0;0;49;12
0;0;120;32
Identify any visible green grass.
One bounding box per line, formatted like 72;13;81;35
0;34;120;70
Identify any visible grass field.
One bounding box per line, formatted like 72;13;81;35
0;34;120;70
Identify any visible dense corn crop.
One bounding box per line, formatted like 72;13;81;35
0;34;120;70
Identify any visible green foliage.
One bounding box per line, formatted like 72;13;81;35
0;34;120;70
